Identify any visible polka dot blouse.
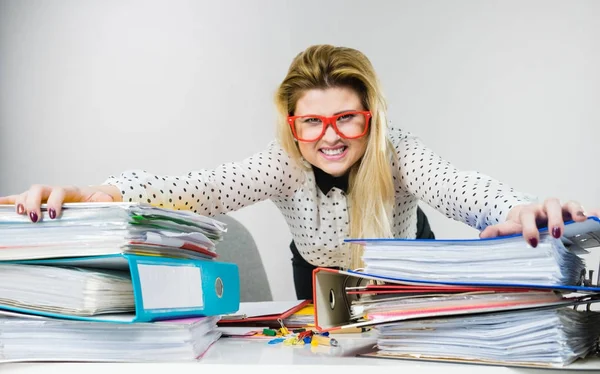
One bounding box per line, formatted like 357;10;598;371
103;127;535;267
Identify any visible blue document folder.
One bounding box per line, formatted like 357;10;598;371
345;216;600;292
0;254;240;323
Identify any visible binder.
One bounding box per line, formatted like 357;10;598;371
1;254;240;323
314;217;600;332
218;299;311;326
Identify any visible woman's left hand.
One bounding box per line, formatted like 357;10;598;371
479;198;600;247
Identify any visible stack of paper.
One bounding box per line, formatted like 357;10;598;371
356;235;585;286
372;307;600;368
0;264;134;316
0;202;227;261
336;217;600;367
350;288;566;322
0;311;221;362
0;202;240;362
283;303;315;327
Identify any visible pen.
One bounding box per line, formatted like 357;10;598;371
310;334;339;347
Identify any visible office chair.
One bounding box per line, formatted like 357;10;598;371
213;214;273;302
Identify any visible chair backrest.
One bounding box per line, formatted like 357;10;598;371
213;214;273;302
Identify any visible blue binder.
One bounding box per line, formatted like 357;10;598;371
1;254;240;323
344;216;600;292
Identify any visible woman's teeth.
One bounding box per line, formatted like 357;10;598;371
321;147;345;155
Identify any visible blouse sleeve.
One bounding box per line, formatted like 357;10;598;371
102;141;305;216
390;128;537;231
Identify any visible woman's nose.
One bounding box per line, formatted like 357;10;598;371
321;123;340;142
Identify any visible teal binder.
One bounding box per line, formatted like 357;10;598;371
1;254;240;323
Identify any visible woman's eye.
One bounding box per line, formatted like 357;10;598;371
338;113;355;121
303;117;321;124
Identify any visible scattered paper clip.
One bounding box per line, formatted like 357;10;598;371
277;318;290;336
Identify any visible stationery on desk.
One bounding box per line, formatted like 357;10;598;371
217;299;312;338
313;216;600;369
219;299;311;323
0;202;241;362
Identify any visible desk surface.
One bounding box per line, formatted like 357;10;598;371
2;333;600;374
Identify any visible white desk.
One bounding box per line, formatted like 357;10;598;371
2;333;600;374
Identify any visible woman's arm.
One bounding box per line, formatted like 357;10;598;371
391;129;536;231
0;141;305;221
103;141;305;216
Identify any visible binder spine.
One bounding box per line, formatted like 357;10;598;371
127;255;240;321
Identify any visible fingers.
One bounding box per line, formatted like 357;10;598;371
3;185;88;222
479;221;523;239
45;185;83;219
543;198;564;239
514;199;590;248
24;185;52;222
14;192;28;215
562;200;586;222
0;194;26;215
519;205;544;248
46;187;68;219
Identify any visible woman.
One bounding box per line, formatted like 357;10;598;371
1;44;597;299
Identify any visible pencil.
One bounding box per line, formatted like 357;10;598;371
311;334;339;347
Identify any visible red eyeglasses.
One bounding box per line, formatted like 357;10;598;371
287;111;371;142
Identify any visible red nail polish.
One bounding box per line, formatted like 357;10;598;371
49;208;56;219
552;227;561;238
529;238;538;248
29;211;38;223
16;204;24;214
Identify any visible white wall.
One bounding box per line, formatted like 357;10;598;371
0;0;298;300
288;0;600;239
1;0;600;298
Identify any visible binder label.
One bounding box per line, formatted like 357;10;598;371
137;263;204;309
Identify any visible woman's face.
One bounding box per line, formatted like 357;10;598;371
293;87;369;177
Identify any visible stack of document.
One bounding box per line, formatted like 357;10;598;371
335;217;600;367
355;235;585;287
0;202;226;261
0;263;134;316
283;303;315;327
0;311;221;362
371;307;600;368
0;202;241;362
349;287;567;322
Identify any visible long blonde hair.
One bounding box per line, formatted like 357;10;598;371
275;45;395;269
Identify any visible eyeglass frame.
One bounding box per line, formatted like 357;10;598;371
287;110;372;142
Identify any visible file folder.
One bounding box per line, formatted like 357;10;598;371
314;217;600;332
1;254;240;323
218;299;311;326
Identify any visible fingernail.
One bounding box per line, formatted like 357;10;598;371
529;238;538;248
552;227;561;239
577;211;586;217
29;211;38;223
16;204;24;214
49;208;56;219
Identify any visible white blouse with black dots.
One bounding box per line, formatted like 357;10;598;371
103;127;536;267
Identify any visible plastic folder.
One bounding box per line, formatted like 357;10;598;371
218;299;311;326
314;217;600;332
1;254;240;323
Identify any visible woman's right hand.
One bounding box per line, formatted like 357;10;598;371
0;185;122;222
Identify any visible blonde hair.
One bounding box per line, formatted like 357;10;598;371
275;44;395;269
